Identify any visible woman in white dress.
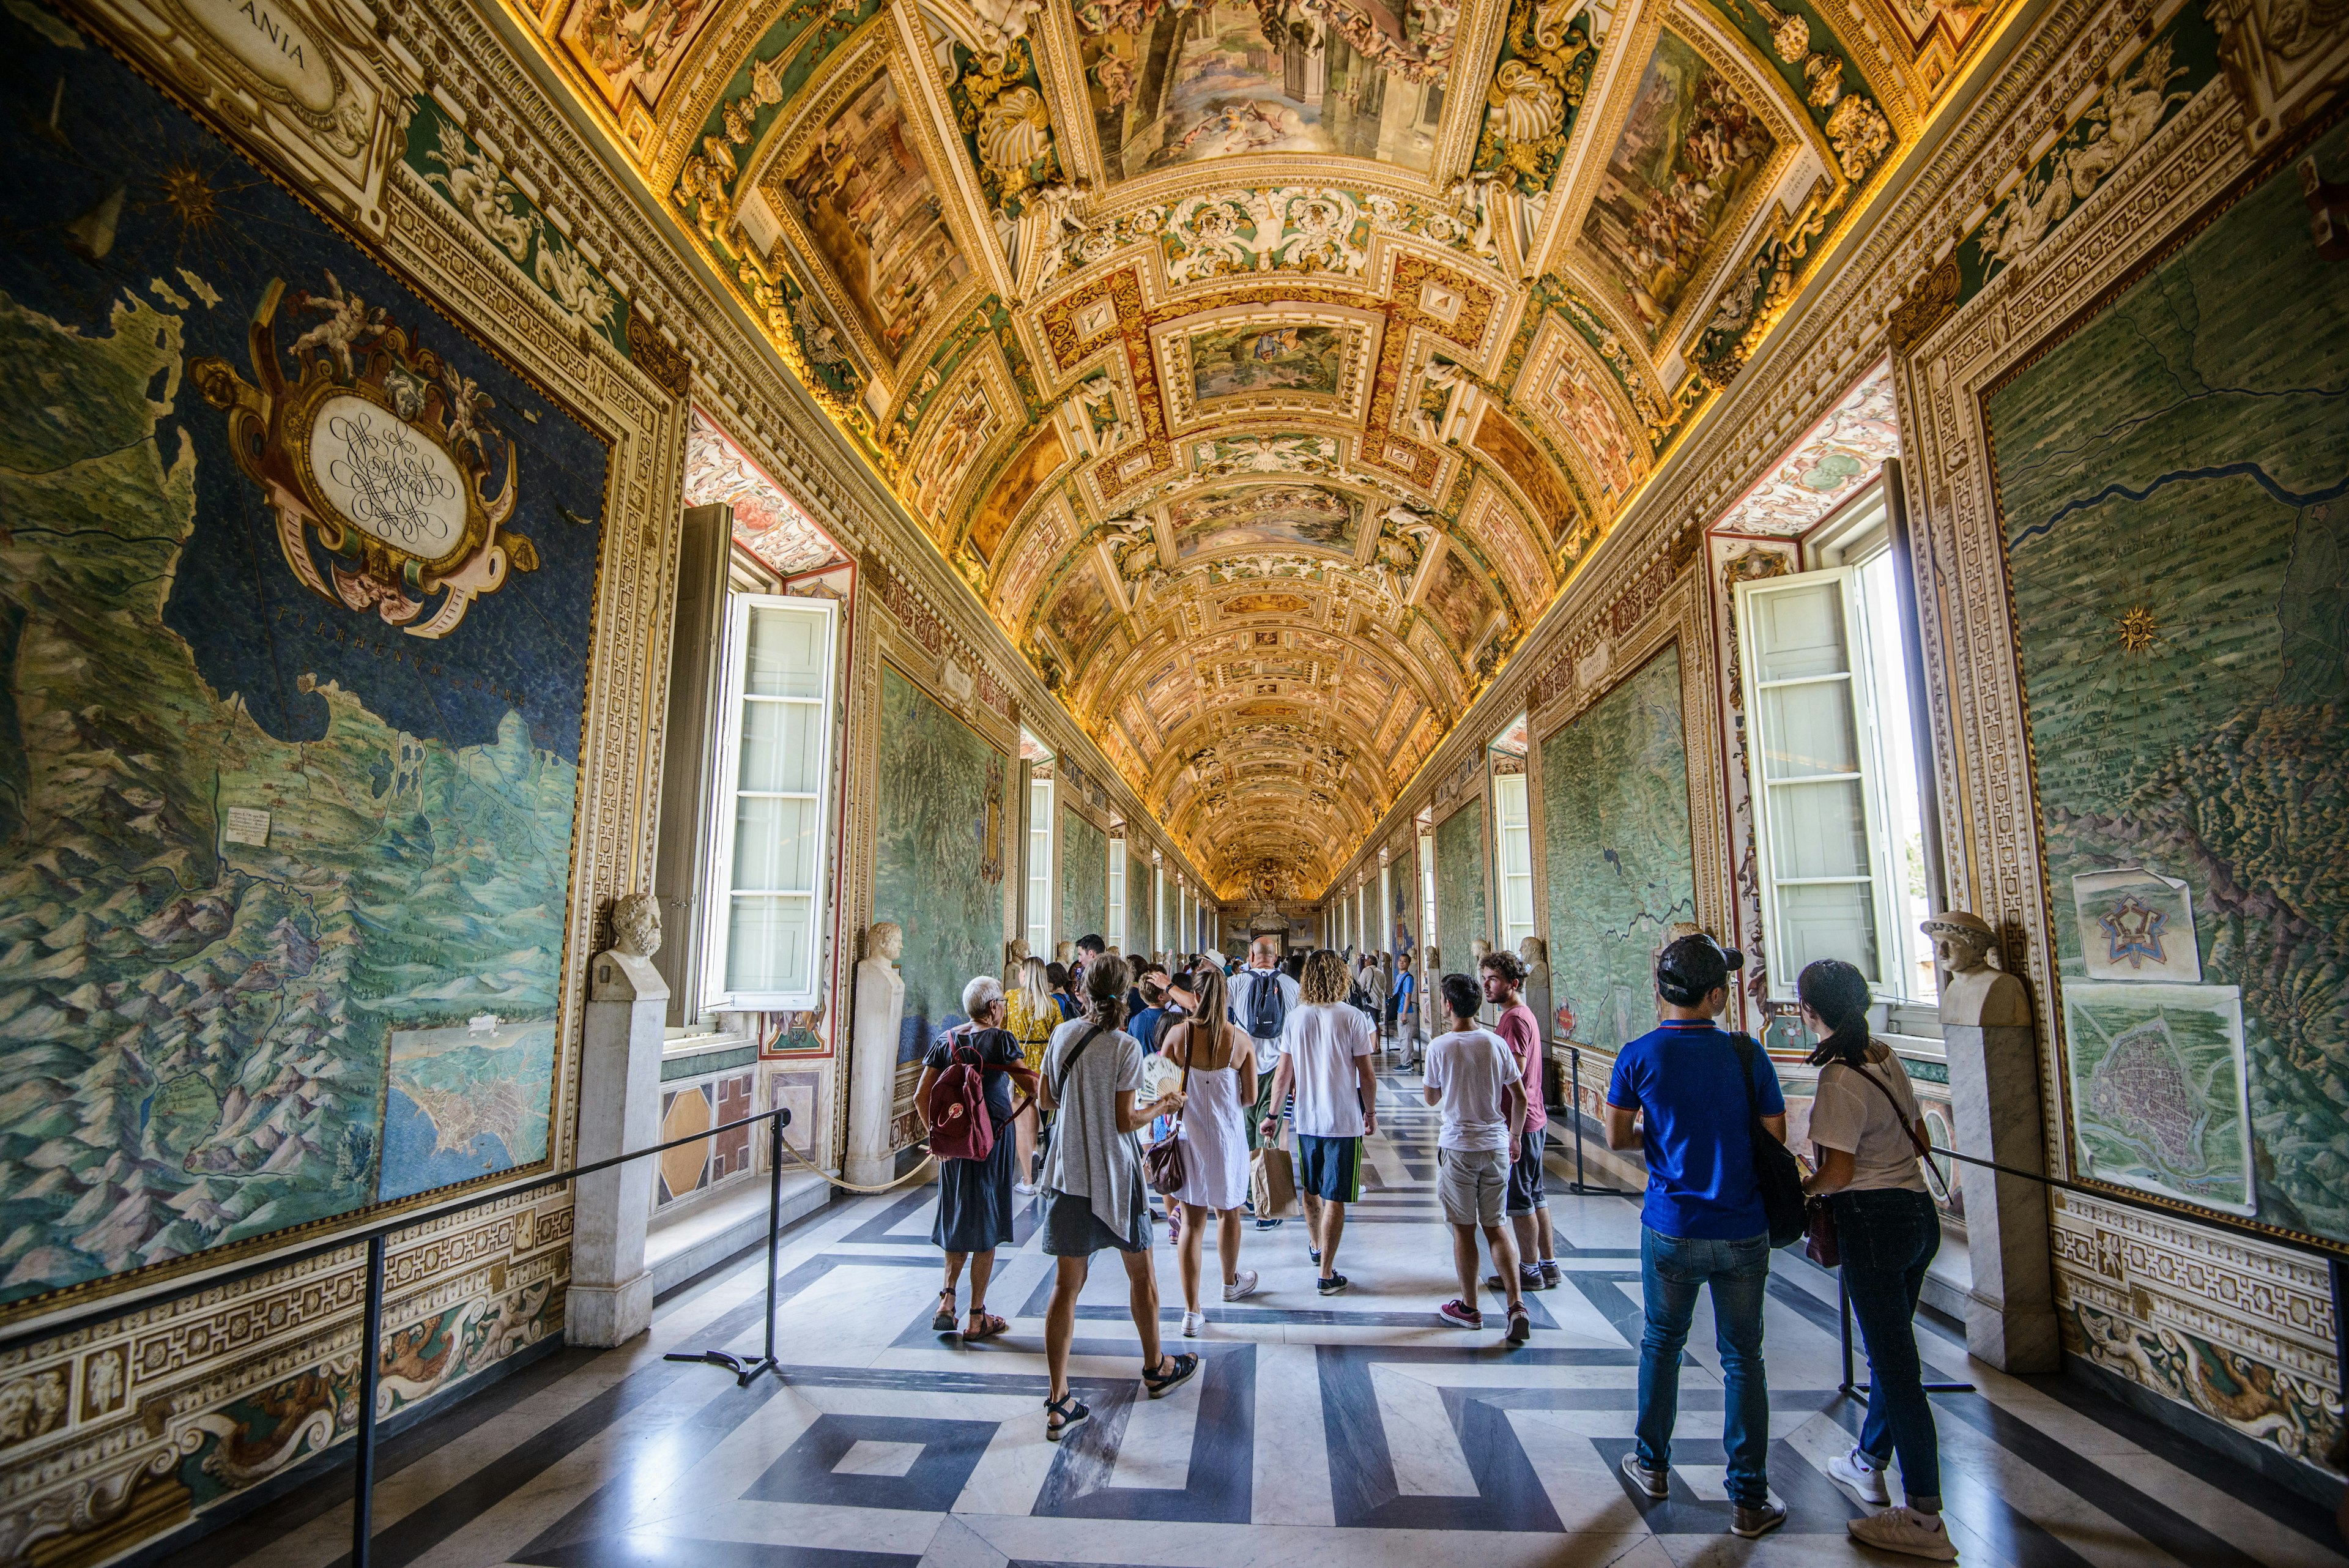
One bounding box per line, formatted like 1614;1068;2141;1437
1160;965;1259;1336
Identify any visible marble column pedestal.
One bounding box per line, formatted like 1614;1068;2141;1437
569;948;666;1347
1946;1019;2060;1372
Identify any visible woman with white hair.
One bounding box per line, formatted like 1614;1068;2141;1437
914;974;1036;1340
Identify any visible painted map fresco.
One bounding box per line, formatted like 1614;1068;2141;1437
2063;983;2254;1214
1434;799;1488;972
1988;117;2349;1243
875;668;1008;1063
1540;647;1698;1056
1059;808;1108;949
0;27;605;1307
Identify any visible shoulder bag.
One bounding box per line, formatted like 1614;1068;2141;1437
1729;1031;1807;1249
1803;1056;1949;1268
1143;1020;1197;1195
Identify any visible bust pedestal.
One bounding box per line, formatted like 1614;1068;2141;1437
569;947;666;1347
845;949;905;1188
1934;924;2060;1373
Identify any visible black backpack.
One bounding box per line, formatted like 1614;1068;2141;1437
1730;1031;1806;1247
1243;968;1289;1040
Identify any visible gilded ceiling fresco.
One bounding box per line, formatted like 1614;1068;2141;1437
495;0;2009;890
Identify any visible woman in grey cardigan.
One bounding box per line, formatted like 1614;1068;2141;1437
1036;956;1197;1440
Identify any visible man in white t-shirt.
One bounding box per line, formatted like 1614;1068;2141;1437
1423;972;1531;1341
1258;949;1378;1293
1230;938;1302;1232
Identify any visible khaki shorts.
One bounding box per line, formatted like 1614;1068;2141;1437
1437;1146;1508;1228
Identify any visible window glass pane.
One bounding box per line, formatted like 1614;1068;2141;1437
733;795;818;892
744;606;826;697
737;699;822;793
1776;882;1880;986
1767;779;1871;879
727;894;811;993
1759;681;1860;779
1754;583;1851;682
1860;554;1939;1003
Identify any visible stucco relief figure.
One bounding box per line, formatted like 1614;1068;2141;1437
610;892;661;959
1923;910;2030;1028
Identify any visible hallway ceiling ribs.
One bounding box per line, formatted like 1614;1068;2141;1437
499;0;2017;894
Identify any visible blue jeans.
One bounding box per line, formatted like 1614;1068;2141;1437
1835;1186;1943;1504
1636;1227;1771;1507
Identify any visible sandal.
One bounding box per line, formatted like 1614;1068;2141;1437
963;1309;1009;1340
1045;1392;1089;1441
1141;1352;1200;1398
931;1289;957;1333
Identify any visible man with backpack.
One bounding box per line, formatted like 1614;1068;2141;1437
1228;938;1300;1231
1602;934;1790;1540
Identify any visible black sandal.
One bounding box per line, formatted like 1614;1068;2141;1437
1045;1392;1089;1441
931;1289;957;1333
1142;1353;1200;1398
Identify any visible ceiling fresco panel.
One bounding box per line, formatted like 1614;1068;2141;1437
766;63;971;371
1077;0;1444;182
1574;27;1778;348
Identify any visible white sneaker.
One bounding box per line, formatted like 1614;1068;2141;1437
1830;1446;1890;1506
1847;1506;1958;1561
1222;1270;1260;1302
1181;1309;1206;1338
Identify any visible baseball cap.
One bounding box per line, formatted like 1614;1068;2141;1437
1655;933;1743;1005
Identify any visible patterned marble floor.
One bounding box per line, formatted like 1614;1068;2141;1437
166;1071;2347;1568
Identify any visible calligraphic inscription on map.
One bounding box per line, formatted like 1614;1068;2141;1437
2063;983;2253;1214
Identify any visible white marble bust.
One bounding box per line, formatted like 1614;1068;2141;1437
1923;910;2030;1028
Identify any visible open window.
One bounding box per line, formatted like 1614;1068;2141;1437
1108;836;1126;953
699;595;840;1011
1025;773;1053;959
1735;513;1936;1004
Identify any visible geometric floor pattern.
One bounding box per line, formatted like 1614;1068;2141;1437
162;1070;2347;1568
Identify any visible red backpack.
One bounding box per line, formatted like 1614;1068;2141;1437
924;1031;996;1162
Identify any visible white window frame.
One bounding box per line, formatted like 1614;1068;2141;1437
699;593;839;1012
1108;838;1126;953
1419;831;1437;956
1378;863;1393;954
1026;777;1053;960
1153;864;1165;954
1735;565;1902;1001
1492;771;1535;956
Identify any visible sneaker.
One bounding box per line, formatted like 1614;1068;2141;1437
1438;1299;1483;1328
1505;1303;1532;1345
1538;1259;1562;1289
1181;1309;1206;1338
1830;1446;1890;1506
1316;1273;1349;1295
1731;1501;1788;1539
1847;1507;1958;1561
1308;1246;1322;1264
1254;1216;1285;1231
1014;1181;1038;1195
1222;1270;1260;1302
1485;1266;1543;1293
1619;1449;1669;1499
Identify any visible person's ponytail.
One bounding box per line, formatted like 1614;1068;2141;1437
1798;957;1874;1069
1083;956;1130;1033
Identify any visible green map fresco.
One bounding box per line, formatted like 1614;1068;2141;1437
873;667;1007;1063
1059;807;1107;950
2062;983;2253;1213
1988;116;2349;1242
1434;798;1488;975
1541;645;1698;1055
0;297;576;1304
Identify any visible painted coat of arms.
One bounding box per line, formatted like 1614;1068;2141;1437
192;271;539;637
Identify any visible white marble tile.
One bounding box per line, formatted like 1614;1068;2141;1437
1251;1341;1337;1526
1369;1362;1479;1496
833;1438;926;1477
1107;1356;1204;1488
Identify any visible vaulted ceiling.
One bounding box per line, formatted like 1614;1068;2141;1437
499;0;2014;894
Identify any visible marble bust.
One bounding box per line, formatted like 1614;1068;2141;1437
592;891;666;1000
1519;936;1553;1045
1923;910;2030;1027
868;921;905;968
610;891;661;959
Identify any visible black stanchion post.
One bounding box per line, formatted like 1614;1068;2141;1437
351;1233;387;1568
1836;1250;1974;1400
1565;1045;1638;1198
664;1107;790;1386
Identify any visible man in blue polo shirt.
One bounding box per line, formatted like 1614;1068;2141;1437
1603;934;1789;1540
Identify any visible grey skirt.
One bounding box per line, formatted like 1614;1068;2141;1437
1041;1180;1151;1256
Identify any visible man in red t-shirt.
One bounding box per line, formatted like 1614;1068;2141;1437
1482;950;1559;1291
